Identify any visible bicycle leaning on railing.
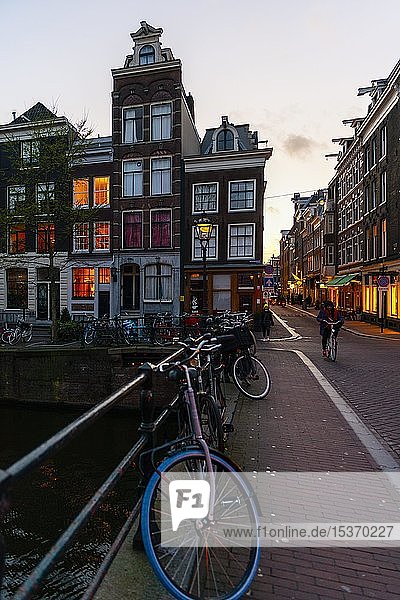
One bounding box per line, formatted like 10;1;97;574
139;334;260;600
1;320;33;345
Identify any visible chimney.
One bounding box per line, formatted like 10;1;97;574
12;111;16;120
186;92;195;122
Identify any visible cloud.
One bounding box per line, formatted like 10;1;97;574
283;134;318;158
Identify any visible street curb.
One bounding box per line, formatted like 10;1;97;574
284;304;400;341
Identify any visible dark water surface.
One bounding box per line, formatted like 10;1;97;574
0;405;141;599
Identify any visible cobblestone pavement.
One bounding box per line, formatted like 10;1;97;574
226;313;400;599
272;305;400;459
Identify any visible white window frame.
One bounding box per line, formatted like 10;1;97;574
151;102;172;141
228;223;255;260
143;263;173;303
380;171;387;204
73;178;89;208
192;225;218;261
73;222;89;252
93;221;110;251
122;106;144;143
228;179;256;212
36;182;55;214
21;139;39;166
192;182;219;214
381;219;387;258
326;245;334;265
7;185;25;212
93;176;110;207
380;126;387;159
150;208;173;248
150;156;172;196
123;160;143;197
122;210;143;249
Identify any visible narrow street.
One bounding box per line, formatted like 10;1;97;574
270;305;400;459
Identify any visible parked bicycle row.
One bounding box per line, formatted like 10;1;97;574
81;310;257;347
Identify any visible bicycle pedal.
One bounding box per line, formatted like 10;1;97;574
223;423;234;433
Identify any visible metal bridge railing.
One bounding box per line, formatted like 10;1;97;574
0;344;185;599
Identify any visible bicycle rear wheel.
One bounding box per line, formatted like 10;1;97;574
330;335;337;361
141;449;260;600
232;355;271;400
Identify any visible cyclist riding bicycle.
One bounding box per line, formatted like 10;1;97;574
316;300;344;357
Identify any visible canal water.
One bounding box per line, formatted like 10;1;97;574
0;405;142;599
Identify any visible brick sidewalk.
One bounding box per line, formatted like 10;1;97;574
228;348;400;599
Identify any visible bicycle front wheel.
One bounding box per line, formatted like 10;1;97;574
330;336;337;361
232;355;271;399
141;449;260;600
198;394;225;452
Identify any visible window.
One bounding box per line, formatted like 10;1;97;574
193;226;217;260
8;224;26;254
93;222;110;251
7;268;28;308
123;160;143;197
99;268;110;284
144;263;172;301
364;186;370;213
72;267;94;298
353;236;359;262
94;177;110;207
372;224;378;259
213;274;231;311
123;107;144;143
237;274;254;288
366;229;371;260
229;180;255;211
365;146;371;172
193;183;218;213
325;213;334;234
8;186;25;212
151;103;172;140
73;223;89;252
73;179;89;207
151;210;171;248
151;157;171;195
37;223;55;253
139;45;155;65
21;140;39;166
217;129;234;151
380;171;387;204
381;219;387;257
123;211;142;248
371;138;376;166
371;180;377;210
36;182;55;213
326;245;334;265
380;126;387;158
228;224;255;258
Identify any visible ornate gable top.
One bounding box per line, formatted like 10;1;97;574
130;21;163;41
124;21;175;68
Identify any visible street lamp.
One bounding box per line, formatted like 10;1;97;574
194;214;214;313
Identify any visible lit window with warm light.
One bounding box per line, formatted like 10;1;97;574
73;179;89;208
93;222;110;251
94;177;110;207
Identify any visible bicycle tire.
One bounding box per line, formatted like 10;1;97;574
330;335;337;361
232;355;271;400
198;394;225;452
84;327;96;345
23;327;33;343
1;330;14;344
9;329;21;345
141;448;260;600
249;330;257;356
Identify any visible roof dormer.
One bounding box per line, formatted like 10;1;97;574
124;21;175;68
211;116;239;153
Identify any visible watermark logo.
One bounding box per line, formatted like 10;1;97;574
169;480;210;532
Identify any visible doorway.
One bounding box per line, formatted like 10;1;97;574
121;264;140;311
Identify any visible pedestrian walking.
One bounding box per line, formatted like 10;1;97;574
261;304;274;341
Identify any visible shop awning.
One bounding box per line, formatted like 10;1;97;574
326;274;360;287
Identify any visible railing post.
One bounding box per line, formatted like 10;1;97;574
0;470;11;593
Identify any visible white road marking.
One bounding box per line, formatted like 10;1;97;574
270;310;301;340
